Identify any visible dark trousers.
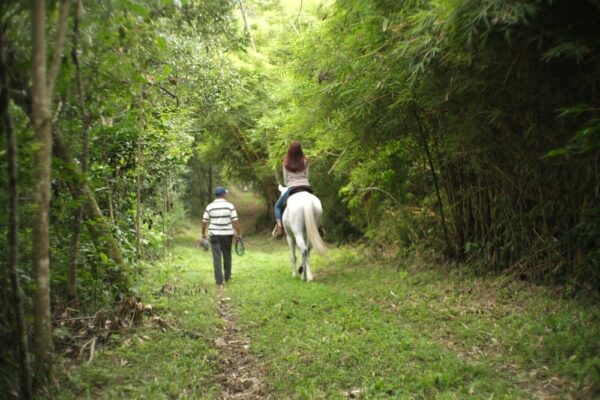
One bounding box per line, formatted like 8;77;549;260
210;235;233;284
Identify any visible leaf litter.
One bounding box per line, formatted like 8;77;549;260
53;295;173;362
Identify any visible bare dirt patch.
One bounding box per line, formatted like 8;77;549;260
214;295;267;399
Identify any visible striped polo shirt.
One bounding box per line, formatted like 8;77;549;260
203;198;238;236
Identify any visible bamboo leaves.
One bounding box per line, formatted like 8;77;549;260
277;0;600;284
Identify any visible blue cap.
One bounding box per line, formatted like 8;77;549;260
215;187;229;196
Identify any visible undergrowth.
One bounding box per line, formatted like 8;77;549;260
54;230;223;399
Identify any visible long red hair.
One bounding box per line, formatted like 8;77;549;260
284;141;307;173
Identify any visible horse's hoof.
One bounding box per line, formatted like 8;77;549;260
298;265;304;275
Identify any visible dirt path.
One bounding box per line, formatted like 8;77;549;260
203;186;268;399
213;295;267;399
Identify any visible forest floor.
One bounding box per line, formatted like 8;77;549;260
54;188;600;399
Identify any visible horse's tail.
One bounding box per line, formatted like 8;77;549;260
304;195;327;255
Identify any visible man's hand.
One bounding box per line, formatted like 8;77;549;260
233;220;242;240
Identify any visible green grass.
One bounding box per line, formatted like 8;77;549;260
54;191;600;399
225;246;597;399
55;233;224;400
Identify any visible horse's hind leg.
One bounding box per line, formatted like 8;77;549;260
295;236;313;282
286;235;297;278
302;249;313;282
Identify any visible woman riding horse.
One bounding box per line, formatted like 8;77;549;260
274;141;311;238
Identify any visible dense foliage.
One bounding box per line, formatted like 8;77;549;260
202;0;599;288
264;0;600;288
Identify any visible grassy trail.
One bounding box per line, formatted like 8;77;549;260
56;190;599;399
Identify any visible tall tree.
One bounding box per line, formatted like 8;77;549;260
30;0;69;386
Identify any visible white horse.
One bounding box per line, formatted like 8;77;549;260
279;185;327;281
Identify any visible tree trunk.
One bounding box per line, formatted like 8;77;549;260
1;35;33;400
135;129;142;260
207;164;213;205
107;177;115;224
31;0;54;385
238;0;256;51
67;0;89;301
30;0;69;386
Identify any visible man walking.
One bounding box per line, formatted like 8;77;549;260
201;187;242;290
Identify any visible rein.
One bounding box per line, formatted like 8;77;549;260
235;236;275;256
235;237;245;256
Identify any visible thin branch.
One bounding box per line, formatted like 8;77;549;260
358;39;393;59
149;82;179;107
52;315;96;323
357;186;402;206
71;0;89;172
327;146;348;175
47;0;70;98
289;18;300;36
413;109;450;246
87;337;96;364
294;0;303;32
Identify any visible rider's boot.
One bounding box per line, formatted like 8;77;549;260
274;221;284;239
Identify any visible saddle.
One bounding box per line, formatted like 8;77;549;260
281;186;313;212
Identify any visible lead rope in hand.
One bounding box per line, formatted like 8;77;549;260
235;236;245;256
